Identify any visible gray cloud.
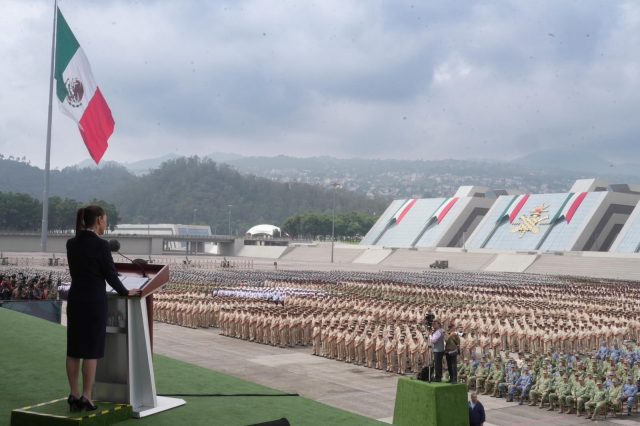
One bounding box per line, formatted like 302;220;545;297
0;0;638;168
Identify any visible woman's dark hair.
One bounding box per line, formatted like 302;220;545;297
75;205;106;235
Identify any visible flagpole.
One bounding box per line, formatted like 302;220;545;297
41;0;57;252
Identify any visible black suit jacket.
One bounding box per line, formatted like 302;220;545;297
468;401;485;426
66;230;128;302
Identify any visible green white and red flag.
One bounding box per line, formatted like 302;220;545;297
54;7;114;164
391;199;417;225
559;192;588;223
431;197;459;224
497;194;530;224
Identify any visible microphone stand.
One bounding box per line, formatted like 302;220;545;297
118;251;148;278
109;239;147;278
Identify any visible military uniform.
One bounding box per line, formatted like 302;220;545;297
467;362;487;391
397;337;407;374
529;372;552;408
375;333;385;369
483;363;504;396
364;331;375;368
585;383;607;420
548;377;572;412
620;378;638;416
567;379;592;416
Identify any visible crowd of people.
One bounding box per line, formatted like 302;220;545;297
3;264;639;419
151;268;640;419
463;347;639;419
156;270;640;352
0;268;67;301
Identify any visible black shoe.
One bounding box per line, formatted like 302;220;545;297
79;396;98;411
67;395;81;412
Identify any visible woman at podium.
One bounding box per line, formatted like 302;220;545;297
65;205;141;411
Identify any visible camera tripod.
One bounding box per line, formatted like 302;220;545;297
417;349;437;382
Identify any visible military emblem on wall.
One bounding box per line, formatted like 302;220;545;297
65;77;84;108
511;204;550;237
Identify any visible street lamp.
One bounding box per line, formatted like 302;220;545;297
227;204;233;236
192;208;198;224
330;182;341;263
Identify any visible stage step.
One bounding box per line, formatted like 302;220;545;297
11;398;132;426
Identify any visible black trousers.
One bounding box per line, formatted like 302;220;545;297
445;351;458;383
434;351;444;381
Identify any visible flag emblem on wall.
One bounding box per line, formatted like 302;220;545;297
431;197;459;224
558;192;588;224
391;199;417;225
55;7;114;164
497;194;530;224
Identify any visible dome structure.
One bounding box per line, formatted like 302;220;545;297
246;224;281;238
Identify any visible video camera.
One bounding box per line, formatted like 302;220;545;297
424;313;436;330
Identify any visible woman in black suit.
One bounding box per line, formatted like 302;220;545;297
66;205;141;411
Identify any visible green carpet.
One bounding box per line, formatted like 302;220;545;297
0;308;382;426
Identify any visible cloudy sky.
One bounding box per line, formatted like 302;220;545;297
1;0;638;168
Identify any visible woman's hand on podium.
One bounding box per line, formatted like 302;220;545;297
128;289;142;297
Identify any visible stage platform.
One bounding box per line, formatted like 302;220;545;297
11;399;131;426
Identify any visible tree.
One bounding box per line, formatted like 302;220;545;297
48;196;81;231
89;199;121;231
0;192;41;231
281;211;378;239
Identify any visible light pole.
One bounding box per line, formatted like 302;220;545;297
227;204;233;235
192;208;198;224
330;182;341;263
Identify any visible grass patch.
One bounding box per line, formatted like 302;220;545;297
0;308;382;426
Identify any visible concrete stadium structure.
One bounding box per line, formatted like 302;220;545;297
610;200;640;253
362;179;640;254
360;186;499;248
466;178;640;252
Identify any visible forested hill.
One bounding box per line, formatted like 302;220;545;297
0;156;387;233
0;157;136;202
109;157;387;233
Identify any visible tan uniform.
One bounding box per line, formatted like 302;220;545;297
397;340;407;374
365;334;375;368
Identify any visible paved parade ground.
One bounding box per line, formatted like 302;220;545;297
154;322;640;426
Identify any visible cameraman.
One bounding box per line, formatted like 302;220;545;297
445;323;461;384
430;320;445;382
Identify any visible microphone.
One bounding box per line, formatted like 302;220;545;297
109;239;147;278
108;239;121;252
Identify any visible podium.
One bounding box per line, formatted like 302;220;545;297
94;262;185;418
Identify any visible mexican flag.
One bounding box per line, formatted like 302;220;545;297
55;7;114;164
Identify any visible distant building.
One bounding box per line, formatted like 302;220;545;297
113;224;215;252
113;224;212;237
246;224;281;239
